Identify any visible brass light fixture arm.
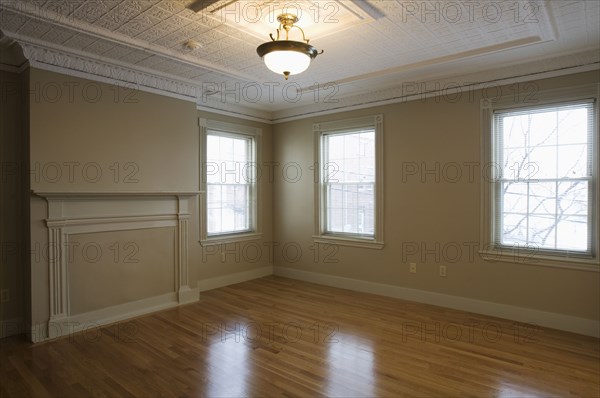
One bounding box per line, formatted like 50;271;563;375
266;13;314;44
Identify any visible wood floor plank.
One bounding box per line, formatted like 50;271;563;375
1;276;598;397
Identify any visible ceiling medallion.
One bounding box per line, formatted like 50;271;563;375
256;13;323;80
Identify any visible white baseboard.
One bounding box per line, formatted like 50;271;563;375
198;265;274;292
0;318;24;338
274;267;600;338
178;286;200;304
66;291;181;327
30;291;195;343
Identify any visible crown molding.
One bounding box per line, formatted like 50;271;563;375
32;190;201;199
7;33;274;123
271;49;600;123
3;33;598;125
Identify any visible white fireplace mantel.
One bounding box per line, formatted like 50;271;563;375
32;190;201;341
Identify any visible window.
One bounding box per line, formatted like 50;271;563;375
206;133;254;235
323;131;375;236
481;85;598;269
314;115;384;249
199;119;261;245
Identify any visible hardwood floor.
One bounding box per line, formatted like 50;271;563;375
1;276;599;397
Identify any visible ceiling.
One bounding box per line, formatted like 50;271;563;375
0;0;598;122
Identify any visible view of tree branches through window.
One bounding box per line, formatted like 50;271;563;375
495;101;593;253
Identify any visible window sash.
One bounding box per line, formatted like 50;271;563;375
324;182;375;237
206;131;256;237
492;100;595;256
321;130;376;238
207;183;253;236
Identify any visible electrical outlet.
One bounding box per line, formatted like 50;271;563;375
409;263;417;273
0;289;9;303
439;265;447;277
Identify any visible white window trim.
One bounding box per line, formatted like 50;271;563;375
199;118;262;246
480;83;599;271
313;114;384;249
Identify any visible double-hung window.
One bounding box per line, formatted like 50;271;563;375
481;85;598;268
314;115;384;249
199;119;261;245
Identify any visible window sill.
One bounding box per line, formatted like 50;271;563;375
201;232;262;246
313;235;384;250
478;249;599;272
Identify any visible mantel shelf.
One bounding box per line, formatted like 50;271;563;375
32;190;202;199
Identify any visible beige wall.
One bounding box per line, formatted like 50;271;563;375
28;68;274;329
273;71;600;320
18;66;600;337
29;71;198;192
68;228;176;315
0;70;28;334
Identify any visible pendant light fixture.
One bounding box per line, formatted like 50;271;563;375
256;13;323;80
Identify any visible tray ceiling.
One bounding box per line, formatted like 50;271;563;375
0;0;598;122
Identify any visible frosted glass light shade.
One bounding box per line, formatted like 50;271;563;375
257;40;320;79
264;50;311;76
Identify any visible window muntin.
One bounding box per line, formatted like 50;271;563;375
322;130;376;237
493;100;595;255
206;132;256;236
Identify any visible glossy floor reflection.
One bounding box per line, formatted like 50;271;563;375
326;333;375;397
1;276;598;397
206;329;251;397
